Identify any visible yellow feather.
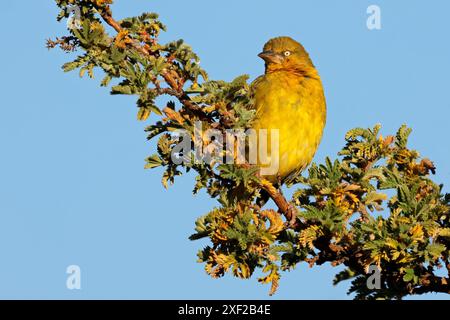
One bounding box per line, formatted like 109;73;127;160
251;36;326;183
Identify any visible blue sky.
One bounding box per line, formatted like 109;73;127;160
0;0;449;299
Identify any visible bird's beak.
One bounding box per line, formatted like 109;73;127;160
258;50;284;64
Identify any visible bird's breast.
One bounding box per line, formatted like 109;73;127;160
252;71;327;182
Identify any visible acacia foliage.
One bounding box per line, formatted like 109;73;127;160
49;0;450;299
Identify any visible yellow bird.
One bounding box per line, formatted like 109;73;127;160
251;36;326;186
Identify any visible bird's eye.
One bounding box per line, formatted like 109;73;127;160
283;51;291;57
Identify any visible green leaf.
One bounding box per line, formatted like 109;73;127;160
144;154;163;169
403;268;415;282
137;107;151;121
426;243;446;259
111;84;133;95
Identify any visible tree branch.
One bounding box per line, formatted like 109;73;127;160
99;5;296;224
260;179;299;227
98;6;206;116
412;275;450;295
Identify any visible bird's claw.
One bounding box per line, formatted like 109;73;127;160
284;203;299;229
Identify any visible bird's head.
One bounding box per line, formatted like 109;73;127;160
258;36;316;75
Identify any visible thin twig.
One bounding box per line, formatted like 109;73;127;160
99;6;204;114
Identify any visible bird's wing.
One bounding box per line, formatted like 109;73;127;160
249;75;266;116
250;75;265;96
